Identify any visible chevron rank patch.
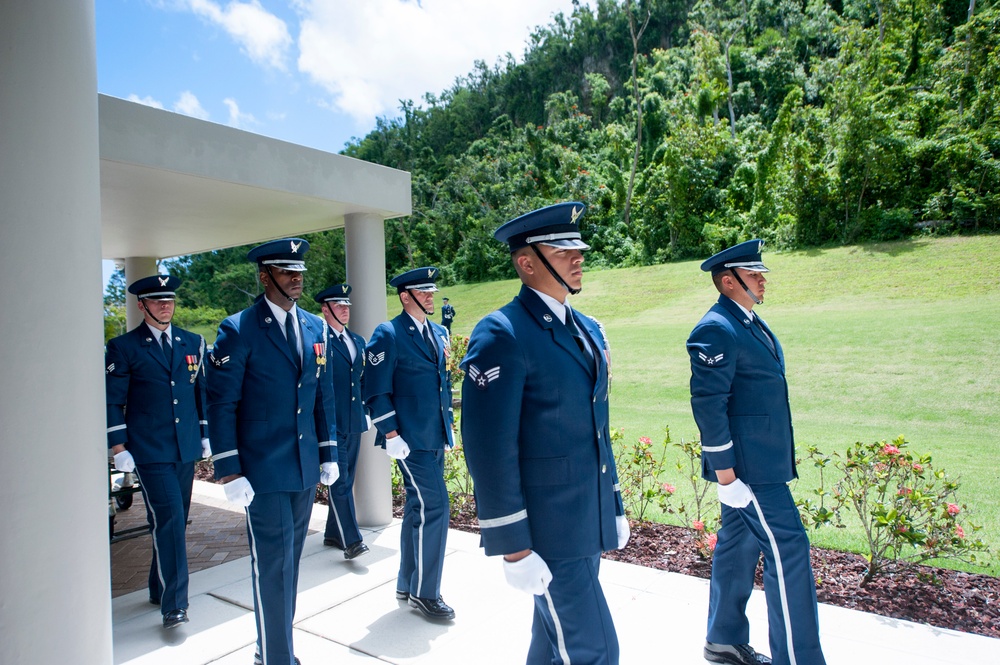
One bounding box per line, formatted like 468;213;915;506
106;363;115;374
467;364;500;390
368;350;385;366
698;352;724;366
211;354;230;367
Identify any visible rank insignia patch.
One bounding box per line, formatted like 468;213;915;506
467;364;500;390
106;363;115;374
211;354;230;367
698;352;724;366
368;351;385;366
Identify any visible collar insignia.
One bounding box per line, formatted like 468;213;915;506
543;313;553;322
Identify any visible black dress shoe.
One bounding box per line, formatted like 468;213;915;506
395;589;409;601
704;642;771;665
408;595;455;621
162;609;189;629
253;653;300;665
149;597;160;606
323;538;343;549
343;541;370;560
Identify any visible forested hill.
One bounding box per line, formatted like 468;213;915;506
166;0;999;316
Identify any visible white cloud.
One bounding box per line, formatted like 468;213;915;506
127;94;165;109
174;91;211;120
186;0;292;70
294;0;588;124
224;97;258;128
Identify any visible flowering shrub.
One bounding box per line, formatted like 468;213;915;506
448;334;470;386
671;434;719;532
611;427;677;521
798;435;988;585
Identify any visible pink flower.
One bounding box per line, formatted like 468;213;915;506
693;520;705;532
947;503;961;516
912;463;923;472
706;534;718;551
638;436;652;445
955;525;966;539
897;487;912;496
661;483;676;495
882;444;900;455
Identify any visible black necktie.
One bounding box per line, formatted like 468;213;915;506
754;316;776;353
565;313;592;359
337;331;353;361
160;331;172;364
285;313;300;368
422;325;437;361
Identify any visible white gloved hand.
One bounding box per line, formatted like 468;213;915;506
385;434;410;459
365;414;373;431
224;477;255;508
201;438;212;459
718;478;754;509
320;461;340;485
616;515;631;550
113;450;136;473
503;552;553;596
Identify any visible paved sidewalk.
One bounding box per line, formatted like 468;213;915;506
110;481;1000;664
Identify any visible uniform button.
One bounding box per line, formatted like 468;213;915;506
170;381;176;387
175;418;180;424
298;383;302;388
601;464;607;473
297;408;302;414
351;397;355;401
299;434;303;440
173;399;178;405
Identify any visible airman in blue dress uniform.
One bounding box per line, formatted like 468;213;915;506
687;240;826;665
105;274;211;629
363;266;456;621
314;283;371;561
461;202;628;665
208;238;339;665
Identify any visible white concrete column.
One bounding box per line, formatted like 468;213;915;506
345;212;392;526
0;2;111;664
124;256;159;330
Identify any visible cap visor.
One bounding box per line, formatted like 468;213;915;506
539;238;590;250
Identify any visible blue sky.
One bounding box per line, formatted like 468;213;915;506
97;0;589;289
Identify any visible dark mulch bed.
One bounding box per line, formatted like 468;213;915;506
195;464;998;639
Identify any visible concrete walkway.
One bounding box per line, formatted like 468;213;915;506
111;481;1000;664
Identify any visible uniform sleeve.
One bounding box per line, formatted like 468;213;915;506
361;323;398;443
687;322;738;474
105;338;130;448
195;335;209;440
460;315;531;556
592;318;625;516
315;342;337;464
207;317;248;479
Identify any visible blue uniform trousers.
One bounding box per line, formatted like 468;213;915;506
324;432;363;548
246;488;314;665
134;461;194;614
708;483;825;665
526;555;618;665
395;449;449;599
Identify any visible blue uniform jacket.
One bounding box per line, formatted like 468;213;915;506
686;295;796;484
363;312;453;450
460;286;623;560
105;324;209;464
325;327;368;437
207;296;337;493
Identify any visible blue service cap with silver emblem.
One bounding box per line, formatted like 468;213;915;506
700;239;769;275
127;274;181;300
314;283;352;305
246;238;309;271
390;267;440;293
493;202;590;252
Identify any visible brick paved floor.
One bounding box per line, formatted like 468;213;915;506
110;493;251;598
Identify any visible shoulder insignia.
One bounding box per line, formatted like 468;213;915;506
211;354;230;367
698;352;724;366
368;350;385;366
467;364;500;390
106;363;115;374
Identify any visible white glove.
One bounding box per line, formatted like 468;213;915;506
201;438;212;459
224;477;255;508
320;461;340;485
385;434;410;459
365;414;373;431
718;478;754;509
113;450;135;472
503;552;553;595
616;515;631;550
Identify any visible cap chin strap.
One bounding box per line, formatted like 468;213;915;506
531;245;581;296
730;268;762;305
324;303;346;327
140;298;170;326
405;289;431;317
265;266;300;303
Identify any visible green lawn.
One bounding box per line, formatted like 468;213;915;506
436;235;1000;575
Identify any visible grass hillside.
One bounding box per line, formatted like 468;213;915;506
432;235;1000;574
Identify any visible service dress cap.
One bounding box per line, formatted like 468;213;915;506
390;266;440;293
700;239;769;275
127;274;182;300
246;238;310;271
494;202;590;251
314;283;353;305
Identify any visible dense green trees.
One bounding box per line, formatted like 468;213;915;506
171;0;998;312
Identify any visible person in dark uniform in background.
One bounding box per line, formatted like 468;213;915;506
208;238;339;665
314;283;371;561
440;297;455;335
461;202;628;665
687;240;826;665
363;266;456;621
105;274;211;629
